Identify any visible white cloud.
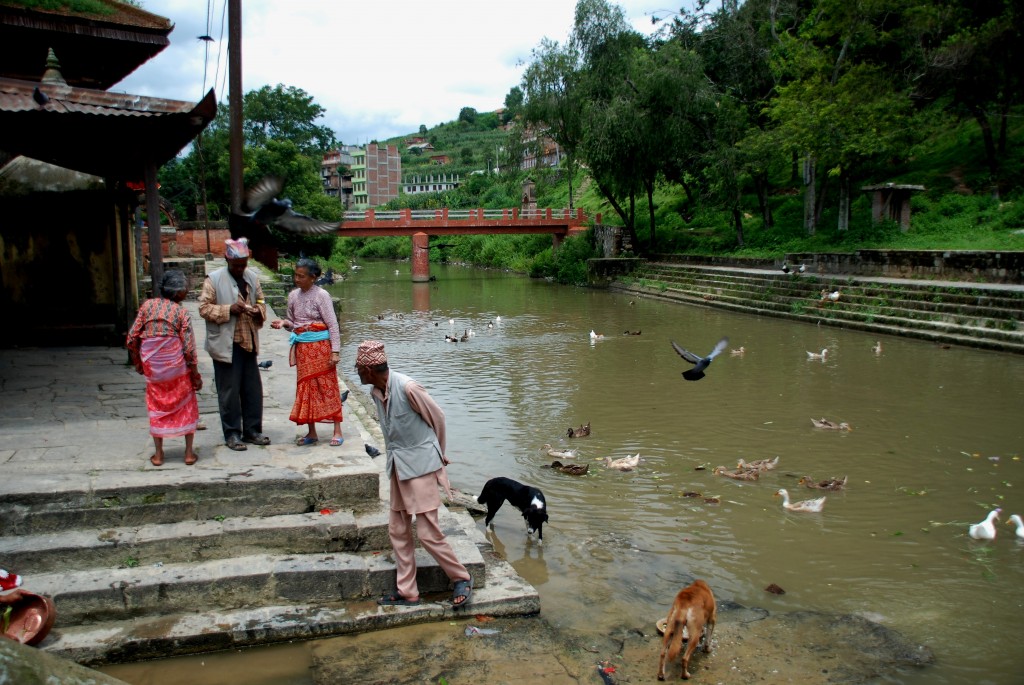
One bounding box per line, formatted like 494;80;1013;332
118;0;669;145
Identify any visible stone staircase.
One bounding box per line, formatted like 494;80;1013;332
0;447;541;666
0;289;538;668
612;263;1024;354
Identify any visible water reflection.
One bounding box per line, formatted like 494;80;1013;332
332;262;1024;685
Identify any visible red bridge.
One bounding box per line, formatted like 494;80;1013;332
339;207;591;281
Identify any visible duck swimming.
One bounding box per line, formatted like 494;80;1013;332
603;454;641;471
567;422;591;438
713;466;759;481
549;460;589;476
541;443;579;459
1007;514;1024;540
806;348;828;360
811;418;851;431
799;475;847;491
969;508;1000;540
736;456;779;472
775;488;826;513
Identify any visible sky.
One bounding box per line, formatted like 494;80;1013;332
116;0;675;146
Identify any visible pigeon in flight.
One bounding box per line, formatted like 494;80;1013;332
230;176;338;237
365;443;381;458
671;337;729;381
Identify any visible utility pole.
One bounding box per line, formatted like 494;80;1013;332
228;0;243;215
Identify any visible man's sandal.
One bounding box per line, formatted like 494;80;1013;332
377;592;420;606
452;579;472;608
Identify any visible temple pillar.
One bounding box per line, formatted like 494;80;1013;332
411;232;430;282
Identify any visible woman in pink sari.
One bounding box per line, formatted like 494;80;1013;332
126;269;203;466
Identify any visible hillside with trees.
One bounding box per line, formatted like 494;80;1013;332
160;0;1023;284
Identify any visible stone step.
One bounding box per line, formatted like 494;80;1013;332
0;461;379;536
41;539;539;666
660;280;1023;331
26;511;485;627
641;267;1024;310
611;283;1024;354
1;508;392;575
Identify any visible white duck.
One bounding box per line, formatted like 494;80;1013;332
1007;514;1024;540
774;488;826;513
603;454;641;471
541;443;579;459
968;508;1001;540
730;346;746;356
807;348;828;360
590;330;605;340
872;341;882;355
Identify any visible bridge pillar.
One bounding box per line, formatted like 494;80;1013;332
552;233;563;252
411;232;430;282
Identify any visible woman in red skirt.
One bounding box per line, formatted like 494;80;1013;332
271;258;344;446
126;269;203;466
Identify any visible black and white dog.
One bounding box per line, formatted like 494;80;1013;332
474;477;548;544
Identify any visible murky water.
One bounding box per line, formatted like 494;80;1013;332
104;261;1024;684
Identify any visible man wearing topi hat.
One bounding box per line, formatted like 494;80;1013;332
198;238;271;451
355;340;473;608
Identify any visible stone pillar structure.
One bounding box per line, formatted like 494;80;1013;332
411;232;430;282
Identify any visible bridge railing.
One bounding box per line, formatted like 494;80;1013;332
341;208;588;223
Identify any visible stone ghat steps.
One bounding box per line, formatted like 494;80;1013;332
652;282;1023;344
41;530;539;666
0;460;379;536
646;273;1024;322
28;541;485;628
618;264;1024;353
643;264;1024;309
2;508;393;575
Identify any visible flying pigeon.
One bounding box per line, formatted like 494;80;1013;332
671;337;729;381
258;360;273;369
365;443;381;458
229;176;338;237
340;389;349;403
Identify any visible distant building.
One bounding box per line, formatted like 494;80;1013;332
406;142;434;153
352;143;400;208
429;154;451;165
321;145;357;208
402;173;460;195
520;132;562;171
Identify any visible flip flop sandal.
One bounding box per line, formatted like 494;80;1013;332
296;436;319;446
452;579;472;608
377;592;420;606
330;436;344;446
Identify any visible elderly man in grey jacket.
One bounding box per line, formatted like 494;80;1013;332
355;340;472;608
198;237;271;451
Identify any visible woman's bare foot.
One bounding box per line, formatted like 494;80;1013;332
184;451;198;466
150;454;164;467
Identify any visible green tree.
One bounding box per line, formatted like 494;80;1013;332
242;84;337;156
503;86;524;124
458;107;478;125
521;37;584;211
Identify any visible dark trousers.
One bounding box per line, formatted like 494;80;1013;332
212;343;263;441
